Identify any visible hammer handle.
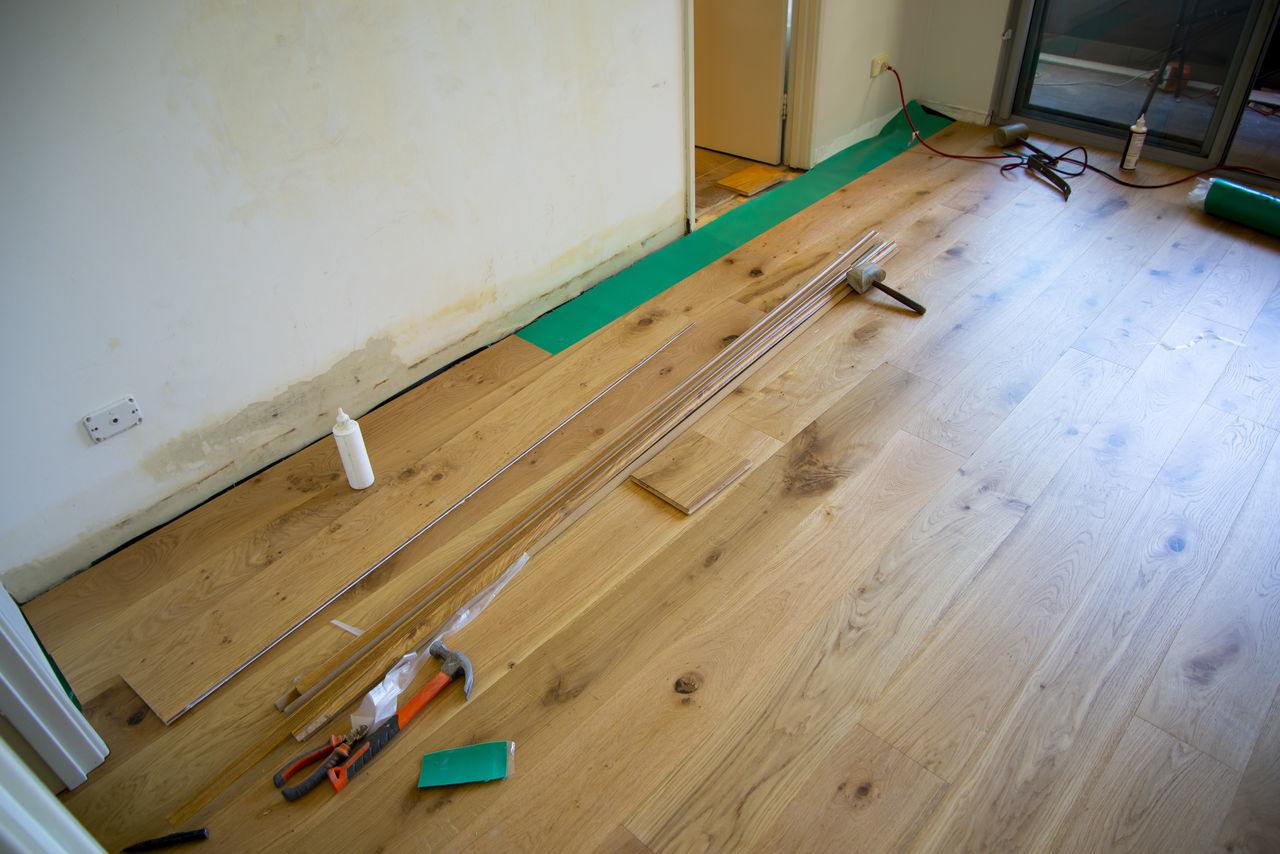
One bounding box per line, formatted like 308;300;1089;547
872;281;926;315
398;669;454;728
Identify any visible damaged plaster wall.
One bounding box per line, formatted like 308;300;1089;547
0;1;687;601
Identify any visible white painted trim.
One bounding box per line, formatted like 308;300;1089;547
809;106;901;166
0;593;106;790
683;0;697;232
784;0;821;168
0;737;104;852
919;100;993;126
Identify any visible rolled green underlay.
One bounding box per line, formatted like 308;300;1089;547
518;101;953;355
1201;179;1280;237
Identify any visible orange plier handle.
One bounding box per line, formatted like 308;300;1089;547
273;734;352;801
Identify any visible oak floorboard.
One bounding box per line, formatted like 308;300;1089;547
435;433;959;854
1137;434;1280;770
884;169;1153;387
748;725;948;854
907;406;1275;853
861;312;1248;782
1053;716;1240;854
629;431;752;514
1214;684;1280;853
1072;215;1238;369
905;186;1184;455
1183;232;1280;331
1209;280;1280;430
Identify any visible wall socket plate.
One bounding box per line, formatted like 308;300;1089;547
83;397;142;443
871;54;890;77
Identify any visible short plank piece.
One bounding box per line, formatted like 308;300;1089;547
715;163;788;197
629;431;752;514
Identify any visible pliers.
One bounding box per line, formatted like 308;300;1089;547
272;725;368;801
273;640;474;800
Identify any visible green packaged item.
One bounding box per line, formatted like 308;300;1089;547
418;741;514;788
1190;178;1280;237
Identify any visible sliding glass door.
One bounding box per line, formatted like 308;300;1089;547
1000;0;1279;167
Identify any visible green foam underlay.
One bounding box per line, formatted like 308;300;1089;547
517;101;952;354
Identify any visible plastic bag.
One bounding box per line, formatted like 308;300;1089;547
350;551;530;731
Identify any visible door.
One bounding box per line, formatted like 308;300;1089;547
693;0;790;164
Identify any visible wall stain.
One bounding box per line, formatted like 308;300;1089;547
139;336;404;483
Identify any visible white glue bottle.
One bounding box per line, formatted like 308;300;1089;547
1120;114;1147;172
333;408;375;489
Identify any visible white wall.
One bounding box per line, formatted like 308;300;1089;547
909;0;1012;124
0;1;687;600
800;0;1011;164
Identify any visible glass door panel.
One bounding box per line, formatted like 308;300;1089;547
1012;0;1267;158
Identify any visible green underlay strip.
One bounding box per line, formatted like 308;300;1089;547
517;101;953;354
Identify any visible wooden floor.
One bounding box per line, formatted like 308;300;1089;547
25;124;1280;852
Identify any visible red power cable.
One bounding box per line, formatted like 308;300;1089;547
884;64;1271;190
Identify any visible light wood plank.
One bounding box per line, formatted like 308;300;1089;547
630;431;752;514
1209;281;1280;429
1073;215;1237;369
1053;717;1240;854
886;174;1172;387
1214;684;1280;853
1184;237;1280;331
861;313;1248;782
1137;435;1280;770
908;406;1275;853
716;163;788;197
905;187;1183;455
749;725;947;854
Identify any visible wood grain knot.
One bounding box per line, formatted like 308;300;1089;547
674;673;702;694
749;267;764;277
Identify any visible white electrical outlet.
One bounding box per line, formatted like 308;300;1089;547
871;54;890;77
83;397;142;443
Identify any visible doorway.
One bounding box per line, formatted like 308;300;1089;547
689;0;812;226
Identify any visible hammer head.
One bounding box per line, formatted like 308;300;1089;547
993;122;1030;147
427;640;475;699
846;263;886;295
